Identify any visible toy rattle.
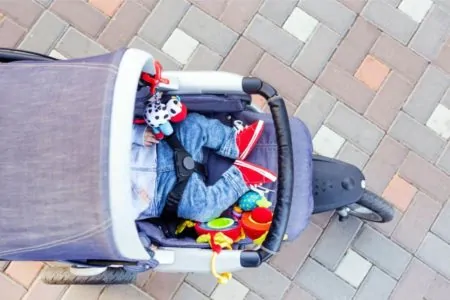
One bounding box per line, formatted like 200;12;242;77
241;207;273;245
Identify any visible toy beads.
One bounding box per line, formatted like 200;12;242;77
238;190;271;211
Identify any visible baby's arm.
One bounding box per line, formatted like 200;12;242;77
132;125;159;147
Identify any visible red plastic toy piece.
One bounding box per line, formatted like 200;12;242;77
141;61;170;95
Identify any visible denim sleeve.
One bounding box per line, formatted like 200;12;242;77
132;124;148;146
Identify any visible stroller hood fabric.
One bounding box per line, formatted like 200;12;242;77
0;49;153;261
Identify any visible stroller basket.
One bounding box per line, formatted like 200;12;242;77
0;48;296;274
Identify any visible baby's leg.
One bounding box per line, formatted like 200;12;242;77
177;166;248;222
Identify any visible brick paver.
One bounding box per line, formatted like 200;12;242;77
2;0;450;299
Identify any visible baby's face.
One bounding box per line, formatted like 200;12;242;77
144;127;159;147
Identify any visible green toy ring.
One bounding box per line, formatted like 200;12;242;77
206;218;235;230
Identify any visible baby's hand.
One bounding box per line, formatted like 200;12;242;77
144;127;159;147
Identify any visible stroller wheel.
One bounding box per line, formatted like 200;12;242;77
41;266;137;285
346;190;394;223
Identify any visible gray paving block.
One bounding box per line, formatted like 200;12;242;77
292;24;341;81
352;225;412;279
410;6;450;61
403;65;450;124
369;207;402;237
362;0;418;45
235;263;290;300
99;285;153;300
185;273;217;296
184;45;222;71
172;283;208;300
438;144;450;175
283;284;316;300
244;14;303;65
36;0;54;7
326;102;384;155
129;36;182;71
441;88;450;109
298;0;356;36
0;261;9;271
295;258;356;300
337;142;370;170
56;28;107;59
354;267;397;300
310;215;362;271
425;274;450;300
19;11;67;54
62;285;104;300
432;200;450;244
294;85;336;136
389;112;445;163
258;0;298;26
138;0;190;47
180;6;238;57
245;292;264;300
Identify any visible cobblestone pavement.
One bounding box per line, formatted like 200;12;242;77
2;0;450;299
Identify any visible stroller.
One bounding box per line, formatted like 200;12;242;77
0;48;394;285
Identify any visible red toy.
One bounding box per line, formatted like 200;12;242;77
241;207;273;241
140;60;169;95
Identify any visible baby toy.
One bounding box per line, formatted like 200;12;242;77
238;190;272;211
140;60;170;95
241;207;273;245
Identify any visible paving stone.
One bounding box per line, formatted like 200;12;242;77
162;28;199;64
298;0;356;36
49;49;67;59
269;222;322;279
188;0;228;19
98;0;148;50
0;18;26;48
427;104;450;139
441;88;450;109
0;272;26;300
410;5;450;61
89;0;123;17
390;258;436;300
436;39;450;74
404;65;450;124
23;277;67;300
283;7;319;43
426;274;450;300
184;45;222;70
437;144;450;174
312;125;345;157
19;11;67;54
129;36;182;70
220;37;263;75
362;0;418;45
335;249;372;288
180;6;238;57
310;215;362;270
382;174;417;212
365;71;413;130
354;267;397;300
292;24;341;81
311;210;335;228
363;135;408;194
62;285;105;300
417;234;450;280
399;151;450;203
172;283;208;300
235;263;290;300
211;278;249;300
252;53;312;105
51;0;108;37
294;85;336;136
138;0;190;48
338;0;368;13
317;63;374;114
220;0;262;33
5;261;44;288
295;258;356;300
99;285;154;300
0;0;43;28
244;14;303;65
331;16;381;74
432;200;450;243
337;142;370;170
185;273;217;296
355;54;390;91
0;261;9;271
326;102;384;155
389;112;445;163
371;33;428;84
352;225;412;279
136;0;158;10
139;272;186;300
245;292;264;300
283;284;316;300
36;0;54;8
369;207;402;237
399;0;433;22
258;0;298;26
392;192;441;252
56;27;107;58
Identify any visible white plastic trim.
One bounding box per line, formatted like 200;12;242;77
70;266;107;277
109;48;154;261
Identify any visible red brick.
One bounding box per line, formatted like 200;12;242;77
140;272;186;300
338;0;367;13
188;0;229;19
269;223;322;279
363;135;408;194
253;53;312;105
317;62;374;114
370;207;403;237
283;284;316;300
355;55;390;91
23;278;67;300
98;0;148;50
0;273;26;300
371;34;428;84
5;261;44;288
0;0;43;28
365;71;413;130
435;39;450;74
0;18;26;48
220;0;261;33
311;210;334;228
51;0;108;37
136;0;158;10
399;151;450;203
89;0;123;17
382;175;417;212
220;37;263;76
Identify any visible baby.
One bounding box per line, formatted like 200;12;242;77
131;112;277;222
